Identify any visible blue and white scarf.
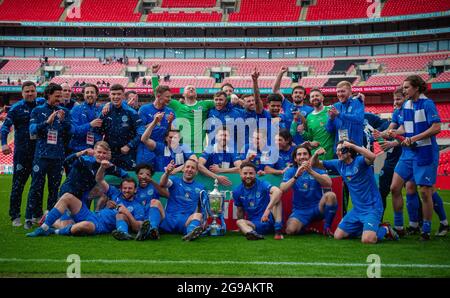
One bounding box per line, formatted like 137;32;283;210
402;94;434;166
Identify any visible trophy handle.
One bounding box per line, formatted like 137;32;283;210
199;190;209;229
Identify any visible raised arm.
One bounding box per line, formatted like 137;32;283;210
303;161;332;188
280;166;306;193
140;111;164;150
159;159;175;188
95;160;113;193
273;67;288;96
343;141;376;165
252;69;263;114
310;147;327;169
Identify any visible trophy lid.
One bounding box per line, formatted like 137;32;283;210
209;179;222;199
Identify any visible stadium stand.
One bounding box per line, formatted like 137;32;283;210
364;104;394;114
66;0;141;22
364;73;430;86
0;59;41;75
438;103;450;121
375;54;449;73
49;59;124;76
324;77;358;87
0;51;449;88
228;0;301;22
222;77;292;88
0;0;64;21
146;11;222;22
434;72;450;83
329;60;368;75
161;0;216;8
50;76;129;87
298;77;329;88
306;0;370;21
1;0;450;23
137;77;215;88
438;151;450;175
381;0;450;17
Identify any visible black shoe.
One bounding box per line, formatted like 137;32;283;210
182;226;203;241
148;227;160;240
112;230;133;241
393;227;405;238
381;223;399;241
135;220;150;241
435;223;449;237
406;226;421;236
245;230;264;240
420;232;431;241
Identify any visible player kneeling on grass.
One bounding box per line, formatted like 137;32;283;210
152;157;206;241
311;141;399;244
233;162;284;240
95;160;156;240
280;144;337;237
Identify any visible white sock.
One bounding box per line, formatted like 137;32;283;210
409;222;419;228
441;220;448;226
395;226;404;230
41;223;49;231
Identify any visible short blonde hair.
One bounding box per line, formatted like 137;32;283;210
336;81;352;89
94;141;110;152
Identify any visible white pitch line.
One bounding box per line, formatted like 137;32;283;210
0;258;449;269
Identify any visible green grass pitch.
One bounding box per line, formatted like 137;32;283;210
0;174;449;277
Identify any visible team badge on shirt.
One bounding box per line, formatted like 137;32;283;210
122;115;128;122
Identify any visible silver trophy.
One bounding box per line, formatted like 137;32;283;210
200;179;232;236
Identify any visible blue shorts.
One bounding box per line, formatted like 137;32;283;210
60;210;72;221
338;208;382;237
160;213;190;234
72;203;114;235
289;206;323;228
249;216;274;235
394;159;437;186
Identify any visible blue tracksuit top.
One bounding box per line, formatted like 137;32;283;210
29;102;72;160
69;101;103;152
326;97;365;147
96;103;143;153
1;98;44;150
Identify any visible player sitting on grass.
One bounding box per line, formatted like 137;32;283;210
233;162;284;240
280;144;337;237
155;157;206;241
26;191;119;237
311;141;399;244
134;164;168;241
95;160;153;240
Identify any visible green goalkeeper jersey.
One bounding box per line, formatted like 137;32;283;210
302;105;334;160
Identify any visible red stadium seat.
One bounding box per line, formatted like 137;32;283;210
229;0;301;22
0;0;64;21
306;0;369;21
147;11;222;22
66;0;141;22
364;73;430;86
382;0;450;17
161;0;216;8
